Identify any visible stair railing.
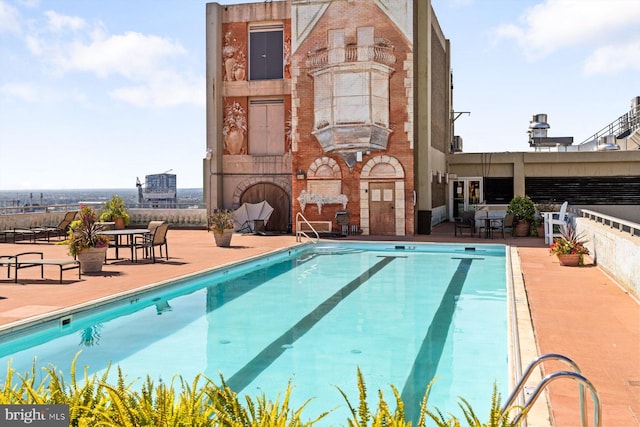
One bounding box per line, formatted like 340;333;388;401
295;212;319;244
502;353;601;426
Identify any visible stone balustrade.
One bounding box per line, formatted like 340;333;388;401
0;209;208;232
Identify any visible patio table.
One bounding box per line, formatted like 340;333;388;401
100;229;150;261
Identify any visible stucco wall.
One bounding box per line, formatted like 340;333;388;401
575;216;640;299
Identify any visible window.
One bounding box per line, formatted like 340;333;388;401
249;24;283;80
248;99;284;155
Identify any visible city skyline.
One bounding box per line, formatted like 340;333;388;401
1;0;638;190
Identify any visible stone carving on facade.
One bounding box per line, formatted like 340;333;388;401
223;101;247;154
297;190;348;214
222;31;246;81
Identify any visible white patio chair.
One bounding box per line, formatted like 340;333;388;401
545;201;569;244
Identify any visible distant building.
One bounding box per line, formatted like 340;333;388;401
137;174;177;207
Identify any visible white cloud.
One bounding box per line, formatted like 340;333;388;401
18;8;200;108
44;10;86;32
110;73;205;108
494;0;640;72
584;40;640;75
0;0;21;34
1;82;38;101
57;31;187;80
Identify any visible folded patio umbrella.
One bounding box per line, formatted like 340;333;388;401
233;201;274;233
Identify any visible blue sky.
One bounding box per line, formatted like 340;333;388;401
1;0;638;190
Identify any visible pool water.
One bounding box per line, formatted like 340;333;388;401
0;242;508;425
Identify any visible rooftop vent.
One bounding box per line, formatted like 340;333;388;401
528;113;573;149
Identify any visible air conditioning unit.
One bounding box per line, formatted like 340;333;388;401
452;136;463;153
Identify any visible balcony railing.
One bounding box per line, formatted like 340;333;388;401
306;44;396;69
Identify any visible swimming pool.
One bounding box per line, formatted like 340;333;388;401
0;241;510;425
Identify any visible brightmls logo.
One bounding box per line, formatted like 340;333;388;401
0;405;68;426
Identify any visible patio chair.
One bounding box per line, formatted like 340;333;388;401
454;210;476;236
134;220;165;245
497;213;515;238
31;211;78;242
545;201;569;244
133;223;169;263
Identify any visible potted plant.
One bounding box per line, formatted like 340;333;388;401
99;195;130;230
61;205;110;273
208;209;235;247
549;223;590;266
506;195;536;237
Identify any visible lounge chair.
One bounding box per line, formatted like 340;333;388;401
454;210;476;236
31;211;78;242
133;223;169;263
1;252;81;283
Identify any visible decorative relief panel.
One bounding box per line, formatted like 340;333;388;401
223;31;246;82
223;101;247;154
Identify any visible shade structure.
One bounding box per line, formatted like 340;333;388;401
233;201;274;233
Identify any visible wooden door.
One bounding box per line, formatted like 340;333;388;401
240;183;290;232
369;182;395;235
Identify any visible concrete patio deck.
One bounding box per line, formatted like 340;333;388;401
0;223;638;426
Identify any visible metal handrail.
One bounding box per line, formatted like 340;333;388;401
502;353;600;426
579;104;640;145
295;212;319;244
513;371;601;426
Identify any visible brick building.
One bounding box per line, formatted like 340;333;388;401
205;0;451;236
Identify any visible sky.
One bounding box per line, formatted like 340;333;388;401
1;0;639;190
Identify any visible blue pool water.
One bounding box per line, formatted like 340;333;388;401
0;242;508;425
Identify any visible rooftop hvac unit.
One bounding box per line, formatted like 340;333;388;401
452;136;463;152
528;113;550;138
597;135;620;151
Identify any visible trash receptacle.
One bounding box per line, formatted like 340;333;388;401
417;210;432;235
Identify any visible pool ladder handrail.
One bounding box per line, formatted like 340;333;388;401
295;212;319;244
502;353;601;426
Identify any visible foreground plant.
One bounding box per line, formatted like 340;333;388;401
1;356;521;426
549;223;590;265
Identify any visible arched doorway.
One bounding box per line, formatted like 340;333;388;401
240;183;290;232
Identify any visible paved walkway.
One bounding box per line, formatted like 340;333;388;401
0;224;638;426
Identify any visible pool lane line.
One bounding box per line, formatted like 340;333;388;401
401;257;474;423
225;256;398;393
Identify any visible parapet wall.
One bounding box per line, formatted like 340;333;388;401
0;209;208;231
575;215;640;299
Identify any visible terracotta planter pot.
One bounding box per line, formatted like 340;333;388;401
213;229;233;247
77;246;108;273
114;217;125;230
557;254;581;266
514;220;530;237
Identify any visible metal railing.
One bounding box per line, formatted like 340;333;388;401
502;353;601;426
579;104;640;145
295;212;319;244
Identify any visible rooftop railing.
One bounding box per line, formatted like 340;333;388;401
578;208;640;238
